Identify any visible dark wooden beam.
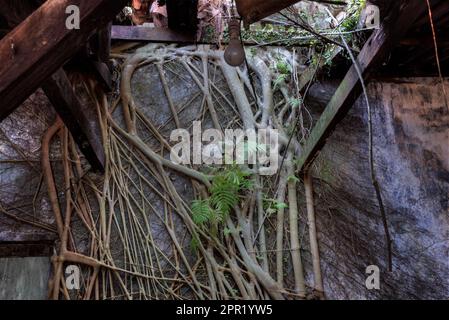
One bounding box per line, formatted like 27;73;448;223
86;23;113;91
296;0;431;172
0;0;44;29
92;23;112;63
0;0;115;170
0;0;128;121
68;53;113;91
0;1;113;92
111;25;195;43
236;0;301;25
42;69;105;171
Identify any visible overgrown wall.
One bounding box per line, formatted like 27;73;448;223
1;74;448;300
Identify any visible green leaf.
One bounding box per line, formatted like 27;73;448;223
191;200;213;225
276;61;291;75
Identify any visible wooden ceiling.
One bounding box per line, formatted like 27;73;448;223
374;0;449;76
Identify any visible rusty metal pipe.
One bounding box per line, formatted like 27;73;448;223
236;0;301;25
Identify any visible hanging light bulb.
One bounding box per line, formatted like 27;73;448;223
224;18;245;67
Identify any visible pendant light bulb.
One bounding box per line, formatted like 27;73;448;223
224;19;245;67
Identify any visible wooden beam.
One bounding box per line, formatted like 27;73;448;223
0;0;44;29
296;0;431;172
111;25;195;43
42;69;105;171
236;0;301;25
0;0;128;121
0;1;114;170
111;25;270;46
86;23;113;91
92;23;112;63
0;1;113;92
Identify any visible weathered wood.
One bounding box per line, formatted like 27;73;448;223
0;0;44;29
236;0;301;25
93;23;112;63
296;0;430;172
111;25;195;43
87;23;113;91
0;1;113;92
0;0;128;120
88;60;112;91
42;69;105;171
0;1;114;170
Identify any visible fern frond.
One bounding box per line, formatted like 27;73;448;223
211;182;238;216
191;199;213;225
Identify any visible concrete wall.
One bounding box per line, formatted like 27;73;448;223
300;78;449;299
0;257;51;300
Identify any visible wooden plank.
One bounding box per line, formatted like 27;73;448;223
0;0;44;29
0;1;111;170
93;23;112;63
0;1;113;91
88;23;113;91
42;69;105;171
0;0;128;121
236;0;301;25
296;0;430;172
88;60;112;91
111;25;195;43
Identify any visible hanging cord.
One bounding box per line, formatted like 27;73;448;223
425;0;448;111
325;8;393;272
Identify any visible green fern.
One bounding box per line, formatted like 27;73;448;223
276;61;291;75
223;165;253;190
191;199;213;225
189;166;252;253
190;165;252;229
211;176;238;215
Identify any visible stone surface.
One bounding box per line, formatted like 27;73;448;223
0;257;51;300
0;89;58;243
300;78;449;299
